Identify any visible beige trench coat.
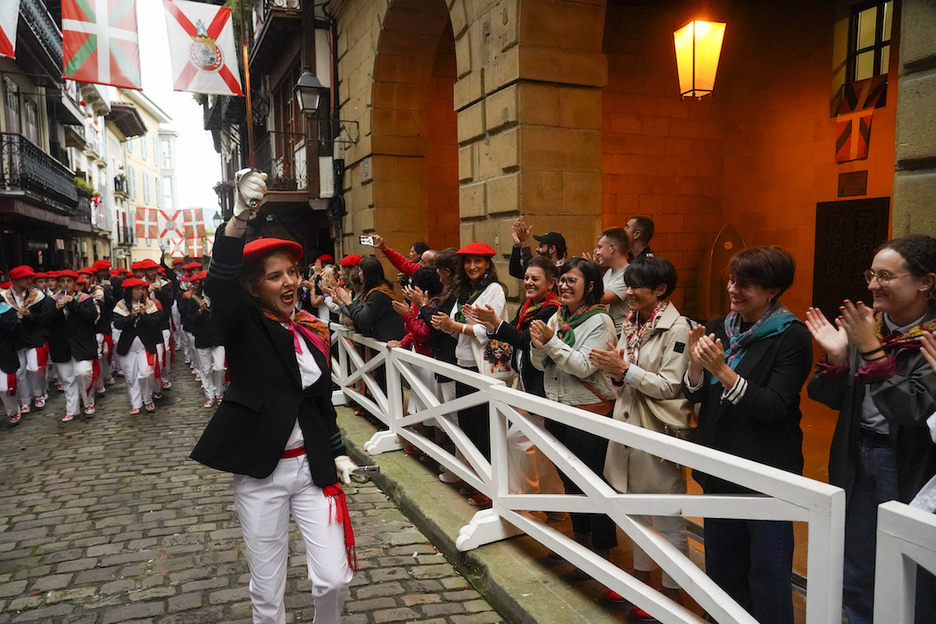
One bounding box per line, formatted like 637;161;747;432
603;302;694;494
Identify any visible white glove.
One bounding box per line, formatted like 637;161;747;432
334;455;356;485
234;168;268;221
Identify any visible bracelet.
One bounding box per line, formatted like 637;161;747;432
233;212;250;223
462;324;470;335
864;354;887;362
860;346;884;357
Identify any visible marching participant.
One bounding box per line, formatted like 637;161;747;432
0;296;21;424
136;259;175;391
0;265;52;419
92;259;117;388
48;270;101;421
187;270;225;407
113;277;163;414
191;170;355;624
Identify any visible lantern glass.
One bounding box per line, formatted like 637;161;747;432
674;20;726;98
294;70;327;115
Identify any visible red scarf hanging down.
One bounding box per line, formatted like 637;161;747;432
5;373;15;396
322;483;357;573
86;360;100;394
102;335;113;366
262;309;331;362
36;343;49;372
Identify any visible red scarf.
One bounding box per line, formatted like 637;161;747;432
517;292;560;330
621;300;670;363
263;309;330;361
874;315;936;351
322;483;357;574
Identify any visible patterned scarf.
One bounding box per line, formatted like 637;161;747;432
873;313;936;351
263;309;330;361
453;285;487;323
556;303;608;347
517;292;560;330
362;283;398;305
621;300;670;363
716;302;798;383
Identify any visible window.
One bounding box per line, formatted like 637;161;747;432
161;139;171;168
143;172;150;204
163;177;173;209
129;166;137;199
141;133;148;160
156;178;162;207
127;137;133;153
3;77;20;135
153;136;160;167
22;97;39;145
848;1;893;82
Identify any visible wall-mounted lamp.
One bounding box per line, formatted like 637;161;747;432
674;20;726;99
294;70;329;117
212;211;222;229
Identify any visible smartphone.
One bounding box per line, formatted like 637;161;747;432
359;234;374;246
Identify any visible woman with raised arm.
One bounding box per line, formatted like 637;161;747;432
806;234;936;624
191;170;356;624
529;257;618;562
589;256;693;611
684;246;812;624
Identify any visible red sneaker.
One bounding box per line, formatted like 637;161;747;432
61;414;75;422
604;588;625;603
626;605;657;622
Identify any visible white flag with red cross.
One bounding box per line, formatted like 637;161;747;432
0;0;20;59
165;238;186;257
162;0;243;97
62;0;142;89
159;209;183;239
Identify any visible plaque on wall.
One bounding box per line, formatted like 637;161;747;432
838;171;868;197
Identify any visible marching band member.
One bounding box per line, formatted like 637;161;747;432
48;270;101;422
113;277;163;414
187;270;225;407
0;296;21;423
0;265;52;420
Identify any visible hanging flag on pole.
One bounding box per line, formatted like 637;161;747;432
163;0;243;97
62;0;142;89
183;208;207;239
0;0;21;59
135;206;158;239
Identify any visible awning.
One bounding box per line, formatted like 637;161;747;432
106;104;147;138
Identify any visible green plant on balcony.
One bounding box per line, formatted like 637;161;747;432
74;176;95;198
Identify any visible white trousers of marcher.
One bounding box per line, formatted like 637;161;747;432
631;514;688;589
233;456;352;624
123;338;155;410
111;327;123;374
183;330;196;362
158;329;171;382
54;359;94;415
0;372;19;417
196;346;225;400
96;334;112;387
15;348;42;407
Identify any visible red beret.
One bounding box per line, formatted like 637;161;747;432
46;271;59;279
171;258;185;265
76;267;96;275
118;268;132;275
8;265;36;280
243;237;303;265
57;270;79;279
109;269;121;276
157;267;166;274
137;259;159;270
182;262;203;270
33;272;48;279
339;254;362;267
317;254;334;263
76;277;87;285
92;259;112;270
457;241;497;257
121;277;149;288
0;281;11;289
129;261;143;270
189;270;209;283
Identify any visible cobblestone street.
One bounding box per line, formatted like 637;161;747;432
0;360;504;624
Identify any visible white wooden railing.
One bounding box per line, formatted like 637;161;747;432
874;501;936;624
329;324;846;624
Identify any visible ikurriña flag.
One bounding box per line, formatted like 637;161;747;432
0;0;21;59
62;0;142;89
163;0;243;97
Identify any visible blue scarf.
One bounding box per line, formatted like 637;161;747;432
711;302;798;384
0;302;11;315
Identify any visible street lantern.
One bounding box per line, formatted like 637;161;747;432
294;70;328;116
674;20;726;99
212;211;222;228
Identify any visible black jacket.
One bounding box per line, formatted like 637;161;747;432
191;233;346;483
94;284;115;335
113;300;164;355
491;300;559;397
685;316;813;491
0;288;51;349
47;294;100;363
0;306;21;374
187;295;223;349
341;289;405;343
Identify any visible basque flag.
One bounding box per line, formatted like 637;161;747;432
62;0;142;89
163;0;243;97
0;0;20;59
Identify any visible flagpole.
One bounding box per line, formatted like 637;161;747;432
240;2;255;169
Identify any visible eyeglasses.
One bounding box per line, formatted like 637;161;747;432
864;270;911;285
557;277;580;287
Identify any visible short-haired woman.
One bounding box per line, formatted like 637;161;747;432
590;256;692;610
191;171;356;624
530;257;619;560
807;234;936;624
685;246;812;624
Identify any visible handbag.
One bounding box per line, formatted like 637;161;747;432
470;339;516;383
574;378;614;415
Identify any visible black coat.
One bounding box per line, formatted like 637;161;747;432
149;279;174;330
491;300;559;397
0;289;51;349
95;284;115;334
0;306;21;374
685;316;813;491
342;289;405;342
187;296;223;349
113;300;164;355
191;234;346;483
47;294;100;363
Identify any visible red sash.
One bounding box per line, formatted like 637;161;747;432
322;483;357;574
5;373;15;396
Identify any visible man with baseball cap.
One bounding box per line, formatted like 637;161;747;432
508;221;567;279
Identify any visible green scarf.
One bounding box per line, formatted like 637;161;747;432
453;285;486;323
555;303;608;347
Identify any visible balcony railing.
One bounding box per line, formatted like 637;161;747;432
114;174;129;196
255;130;307;191
0;133;80;214
21;0;64;72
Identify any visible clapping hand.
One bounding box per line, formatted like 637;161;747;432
805;307;849;365
402;285;426;308
529;319;554;348
462;304;501;333
589;338;629;379
391;299;410;316
431;312;455;333
838;300;879;355
512;221;531;246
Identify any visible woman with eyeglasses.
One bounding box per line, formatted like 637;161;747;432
807;234;936;624
685;246;812;624
530;257;618;561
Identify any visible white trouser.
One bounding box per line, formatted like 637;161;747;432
183;330;196;362
233;457;353;624
96;334;112;386
406;364;439;417
170;302;181;339
0;371;19;417
196;345;226;400
123;338;155;409
631;514;688;589
111;328;123;374
55;359;94;415
15;348;42;406
158;329;171;382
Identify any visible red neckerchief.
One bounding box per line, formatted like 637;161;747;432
517;292;560;330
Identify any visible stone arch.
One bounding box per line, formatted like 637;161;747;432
369;0;462;253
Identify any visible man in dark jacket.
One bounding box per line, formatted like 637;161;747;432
48;270;101;421
0;265;53;415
